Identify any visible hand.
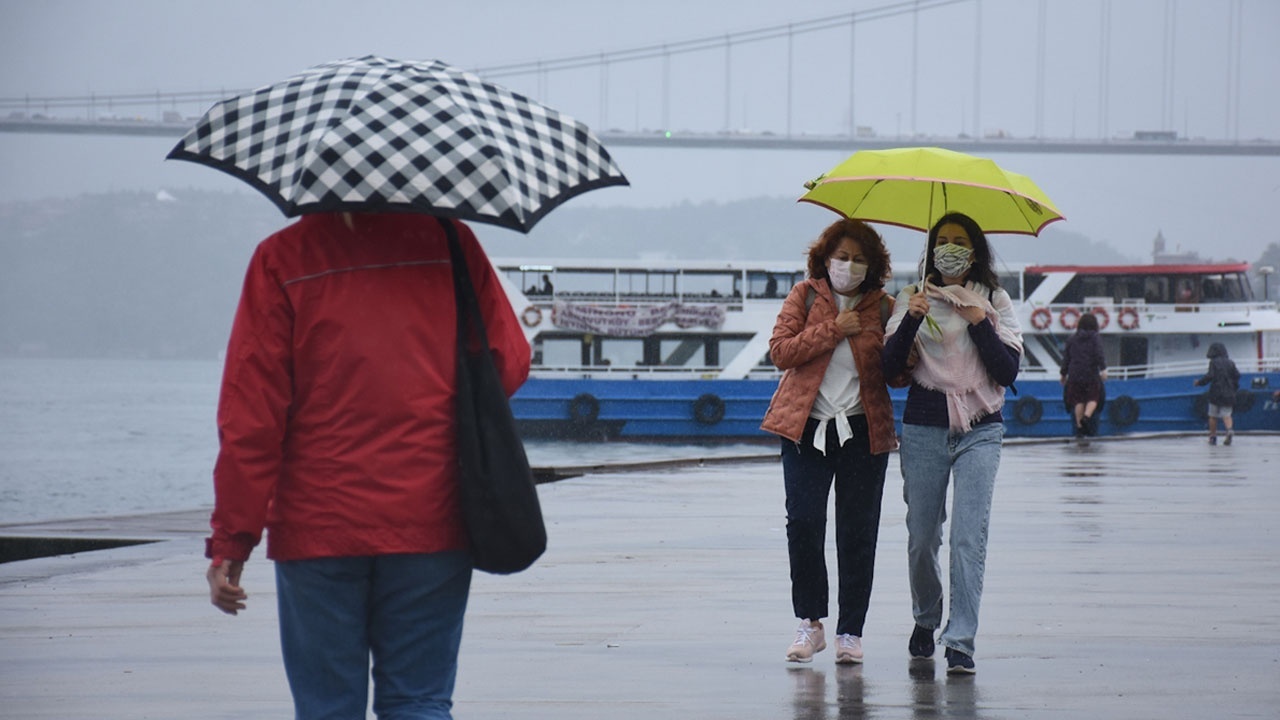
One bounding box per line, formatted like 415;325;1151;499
906;291;930;318
207;559;247;615
956;304;987;325
1100;370;1108;381
835;309;861;336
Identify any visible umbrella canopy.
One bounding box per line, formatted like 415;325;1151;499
167;55;629;233
799;147;1063;236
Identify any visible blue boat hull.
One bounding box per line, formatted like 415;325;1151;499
511;373;1280;440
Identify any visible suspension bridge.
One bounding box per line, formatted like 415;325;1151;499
2;0;1275;157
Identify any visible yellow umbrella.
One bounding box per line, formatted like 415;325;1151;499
799;147;1064;235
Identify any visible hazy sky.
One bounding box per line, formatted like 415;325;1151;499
2;0;1278;262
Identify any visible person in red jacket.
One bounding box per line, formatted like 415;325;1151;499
760;218;900;665
205;212;530;719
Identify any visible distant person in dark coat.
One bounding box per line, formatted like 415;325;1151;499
1059;312;1107;437
1194;342;1240;445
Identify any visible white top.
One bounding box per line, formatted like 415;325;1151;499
808;294;863;455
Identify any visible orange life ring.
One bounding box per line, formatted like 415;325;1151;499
1030;307;1052;330
1090;306;1110;330
1059;306;1080;331
521;305;543;327
1117;306;1140;330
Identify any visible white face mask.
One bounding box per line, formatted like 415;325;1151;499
827;258;868;293
933;243;974;278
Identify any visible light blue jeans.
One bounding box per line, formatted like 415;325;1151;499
275;551;472;720
899;422;1003;657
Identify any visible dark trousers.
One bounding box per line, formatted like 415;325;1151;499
782;414;889;637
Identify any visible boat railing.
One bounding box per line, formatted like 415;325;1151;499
1034;300;1276;315
1018;356;1280;380
529;363;786;380
534;359;1279;382
523;290;779;307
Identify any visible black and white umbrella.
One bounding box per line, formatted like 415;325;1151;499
167;55;628;232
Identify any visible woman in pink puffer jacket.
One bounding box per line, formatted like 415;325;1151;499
761;218;900;665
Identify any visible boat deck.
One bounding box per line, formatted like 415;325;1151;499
2;434;1278;719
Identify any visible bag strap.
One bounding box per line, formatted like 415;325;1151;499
438;217;490;352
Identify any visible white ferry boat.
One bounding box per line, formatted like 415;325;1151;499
495;257;1280;440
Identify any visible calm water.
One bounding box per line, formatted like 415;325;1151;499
0;358;767;524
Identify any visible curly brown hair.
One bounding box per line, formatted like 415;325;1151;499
806;218;891;293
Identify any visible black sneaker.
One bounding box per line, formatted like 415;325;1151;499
1224;431;1234;446
945;647;975;674
908;625;935;659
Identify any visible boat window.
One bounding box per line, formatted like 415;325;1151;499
618;270;676;298
504;267;556;296
1174;277;1199;303
599;338;644;367
679;270;738;301
1143;277;1168;303
1080;276;1109;301
747;271;796;299
659;338;707;367
555;269;619;298
996;273;1021;300
1023;274;1046;298
1221;273;1247;301
1053;277;1085;304
538;337;586;368
1110;276;1144;301
718;338;751;366
1201;275;1225;301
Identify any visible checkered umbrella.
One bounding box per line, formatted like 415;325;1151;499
166;56;629;233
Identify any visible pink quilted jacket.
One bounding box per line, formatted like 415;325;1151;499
759;278;899;455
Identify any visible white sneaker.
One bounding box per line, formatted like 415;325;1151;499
835;634;864;664
786;620;826;663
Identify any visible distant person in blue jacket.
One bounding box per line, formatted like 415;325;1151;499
1194;342;1240;445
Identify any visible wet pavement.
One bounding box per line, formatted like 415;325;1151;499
2;434;1278;719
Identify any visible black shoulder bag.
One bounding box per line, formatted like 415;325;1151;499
440;217;546;574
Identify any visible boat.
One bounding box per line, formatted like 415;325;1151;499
494;256;1280;440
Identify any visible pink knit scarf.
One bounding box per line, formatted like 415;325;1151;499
909;282;1023;433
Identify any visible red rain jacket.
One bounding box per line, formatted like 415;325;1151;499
206;213;530;563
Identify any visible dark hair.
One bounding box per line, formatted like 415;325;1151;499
922;212;999;290
1077;312;1099;332
806;218;891;293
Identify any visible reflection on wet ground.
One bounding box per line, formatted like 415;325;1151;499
788;661;984;719
788;665;874;720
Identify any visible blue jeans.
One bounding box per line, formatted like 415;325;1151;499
899;422;1003;657
781;414;890;637
275;551;472;720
